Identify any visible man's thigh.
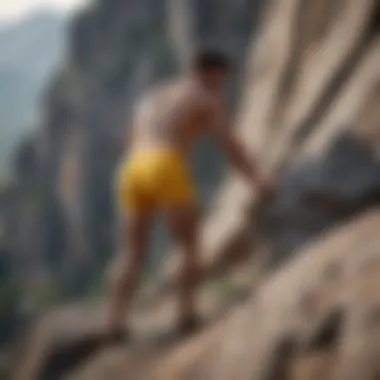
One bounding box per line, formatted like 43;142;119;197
109;209;152;277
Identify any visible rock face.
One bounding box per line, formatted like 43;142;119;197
151;208;380;380
8;0;380;379
262;133;380;269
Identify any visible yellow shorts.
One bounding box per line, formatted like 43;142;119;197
116;148;196;212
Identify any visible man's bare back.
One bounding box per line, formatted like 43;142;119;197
131;79;218;154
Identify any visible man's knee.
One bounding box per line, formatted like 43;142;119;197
169;204;199;244
109;254;142;283
181;255;202;281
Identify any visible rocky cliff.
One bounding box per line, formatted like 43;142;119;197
7;0;380;379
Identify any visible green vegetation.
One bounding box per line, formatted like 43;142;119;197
213;277;251;300
0;368;10;380
0;280;19;344
31;283;63;308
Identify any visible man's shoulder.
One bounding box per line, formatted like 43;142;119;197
197;91;224;114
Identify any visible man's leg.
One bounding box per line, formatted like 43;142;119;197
166;203;202;332
106;209;151;337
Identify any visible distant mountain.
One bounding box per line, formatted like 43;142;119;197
0;10;68;171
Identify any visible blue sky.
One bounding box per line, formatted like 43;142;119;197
0;0;89;25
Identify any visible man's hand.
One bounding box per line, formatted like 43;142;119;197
255;176;275;204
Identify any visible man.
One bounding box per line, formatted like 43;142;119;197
106;49;272;341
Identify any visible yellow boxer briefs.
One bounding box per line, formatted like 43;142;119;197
116;148;196;213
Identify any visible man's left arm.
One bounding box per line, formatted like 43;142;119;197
207;100;273;198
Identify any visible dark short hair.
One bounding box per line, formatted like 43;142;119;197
191;48;230;73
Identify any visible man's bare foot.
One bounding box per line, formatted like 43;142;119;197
103;327;131;345
178;315;203;337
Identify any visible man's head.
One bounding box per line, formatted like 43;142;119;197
191;48;230;91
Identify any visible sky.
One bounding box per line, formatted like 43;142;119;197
0;0;89;25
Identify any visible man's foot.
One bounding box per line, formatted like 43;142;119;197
177;315;203;337
103;327;131;345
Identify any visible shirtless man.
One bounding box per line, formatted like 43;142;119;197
107;49;272;340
